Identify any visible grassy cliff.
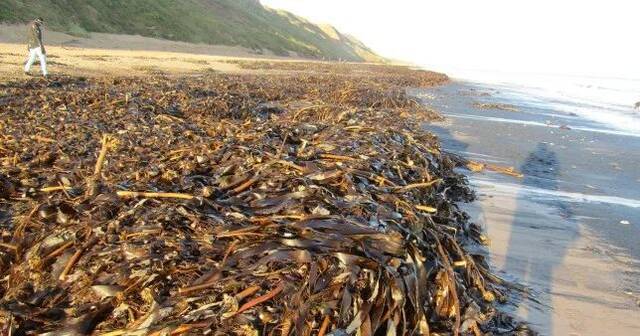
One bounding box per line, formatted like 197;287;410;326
0;0;383;62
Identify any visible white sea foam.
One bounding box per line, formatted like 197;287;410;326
450;71;640;134
470;178;640;209
444;113;640;138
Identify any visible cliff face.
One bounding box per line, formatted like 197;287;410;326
0;0;384;62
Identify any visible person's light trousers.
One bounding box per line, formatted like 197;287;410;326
24;47;47;76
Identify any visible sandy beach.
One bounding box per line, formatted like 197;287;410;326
421;81;640;335
0;23;340;81
1;25;638;334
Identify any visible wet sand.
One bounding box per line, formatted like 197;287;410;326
420;82;640;335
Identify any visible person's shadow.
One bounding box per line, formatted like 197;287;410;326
503;142;576;334
427;120;573;334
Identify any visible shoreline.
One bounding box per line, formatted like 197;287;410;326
422;80;640;335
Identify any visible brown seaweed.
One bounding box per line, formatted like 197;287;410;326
0;63;532;335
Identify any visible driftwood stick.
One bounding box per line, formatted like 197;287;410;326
58;247;83;280
59;237;98;281
235;281;285;315
178;278;220;296
395;178;443;192
231;176;259;194
116;191;195;200
319;153;356;161
86;134;116;197
235;285;261;301
41;241;74;264
94;134;112;177
40;186;73;193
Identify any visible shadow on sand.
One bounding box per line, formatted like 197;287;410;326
426;123;577;334
503;143;576;333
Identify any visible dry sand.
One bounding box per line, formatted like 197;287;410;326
0;42;251;80
0;23;324;80
0;23;291;58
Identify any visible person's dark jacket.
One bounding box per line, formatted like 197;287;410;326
27;21;45;54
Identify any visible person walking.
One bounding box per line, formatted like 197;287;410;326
24;17;48;77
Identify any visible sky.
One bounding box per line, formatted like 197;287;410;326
261;0;640;79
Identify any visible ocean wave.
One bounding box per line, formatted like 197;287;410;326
444;113;640;138
451;71;640;134
470;178;640;209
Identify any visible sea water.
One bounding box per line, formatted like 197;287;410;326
449;70;640;134
421;71;640;262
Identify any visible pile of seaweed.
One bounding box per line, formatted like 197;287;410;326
0;68;532;335
226;61;449;89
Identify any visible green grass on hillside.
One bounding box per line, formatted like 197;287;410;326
0;0;383;62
